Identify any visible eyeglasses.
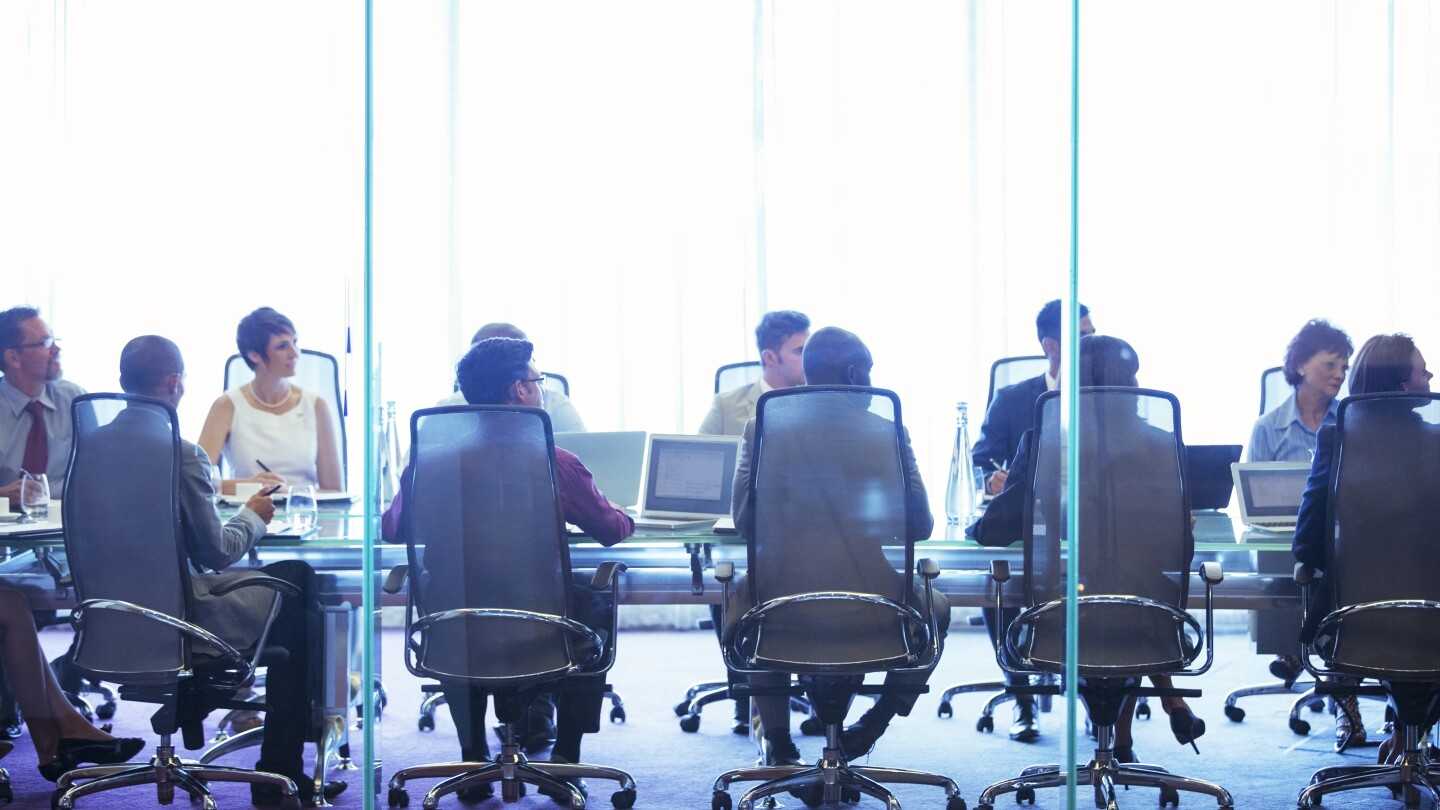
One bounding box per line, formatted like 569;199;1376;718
12;336;58;351
521;374;547;385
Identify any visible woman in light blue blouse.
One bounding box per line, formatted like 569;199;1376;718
1248;319;1353;463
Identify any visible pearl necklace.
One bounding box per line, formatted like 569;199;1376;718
249;382;293;409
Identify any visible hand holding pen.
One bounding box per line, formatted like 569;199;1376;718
987;457;1009;496
251;459;287;489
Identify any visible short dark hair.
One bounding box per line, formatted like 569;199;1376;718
1035;299;1091;346
801;326;870;385
236;307;298;370
1282;319;1353;387
0;306;41;370
119;335;184;396
755;310;810;357
1348;333;1418;395
1078;334;1139;388
457;338;534;405
470;323;527;344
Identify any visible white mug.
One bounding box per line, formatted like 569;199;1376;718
232;481;263;502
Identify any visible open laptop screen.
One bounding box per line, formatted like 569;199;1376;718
1232;462;1310;523
641;434;742;519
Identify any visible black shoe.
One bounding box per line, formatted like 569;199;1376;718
1111;745;1137;764
1010;700;1041;743
1269;654;1304;689
1168;705;1207;753
455;781;495;803
538;777;587;806
839;720;886;760
252;778;348;807
764;733;805;767
38;737;146;782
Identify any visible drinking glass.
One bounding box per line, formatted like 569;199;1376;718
288;484;318;533
20;472;50;520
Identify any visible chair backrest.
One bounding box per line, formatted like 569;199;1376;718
400;405;577;681
1323;393;1440;670
989;355;1048;405
542;372;569;398
746;386;917;668
1259;366;1290;415
715;361;762;394
1023;388;1191;666
224;349;347;482
63;393;192;679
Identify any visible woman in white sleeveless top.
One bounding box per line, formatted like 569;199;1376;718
199;307;343;494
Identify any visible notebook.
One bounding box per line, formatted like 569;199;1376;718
1186;444;1242;510
631;434;742;530
554;431;647;509
1231;461;1310;533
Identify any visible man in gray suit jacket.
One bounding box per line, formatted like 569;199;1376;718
117;336;343;807
699;310;810;436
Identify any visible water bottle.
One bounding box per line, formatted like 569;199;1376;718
944;402;977;524
379;402;401;508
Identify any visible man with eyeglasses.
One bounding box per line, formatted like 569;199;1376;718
0;306;86;502
435;323;586;432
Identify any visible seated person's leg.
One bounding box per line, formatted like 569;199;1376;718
550;575;613;764
251;560;346;803
441;685;491;761
985;604;1039;741
842;587;951;757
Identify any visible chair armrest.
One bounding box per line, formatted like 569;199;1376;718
384;565;410;594
208;572;301;599
916;558;940;580
1199;561;1223;585
714;561;734;584
72;598;249;664
590;561;628;591
1294;563;1316;585
990;559;1010;584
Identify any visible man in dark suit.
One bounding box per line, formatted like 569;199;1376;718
969;299;1093;743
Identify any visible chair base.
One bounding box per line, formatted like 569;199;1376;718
197;702;352;806
976;752;1232;810
1299;748;1440;808
714;743;964;810
388;746;636;810
54;745;299;810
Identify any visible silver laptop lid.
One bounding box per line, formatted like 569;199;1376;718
640;434;743;520
1231;461;1310;528
553;431;647;509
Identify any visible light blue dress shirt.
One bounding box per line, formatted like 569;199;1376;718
1247;391;1337;462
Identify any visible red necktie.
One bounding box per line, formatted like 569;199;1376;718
21;400;47;477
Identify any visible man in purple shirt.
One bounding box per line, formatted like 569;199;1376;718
382;337;632;800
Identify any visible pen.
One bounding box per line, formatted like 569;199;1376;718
990;458;1009;472
255;460;272;473
261;484;283;497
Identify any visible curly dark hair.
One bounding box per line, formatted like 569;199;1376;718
457;338;535;405
1282;319;1352;387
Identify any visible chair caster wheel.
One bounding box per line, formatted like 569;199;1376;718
388;787;409;807
1308;699;1325;713
711;790;733;810
1289;718;1310;736
938;700;953;719
1159;786;1179;807
1223;705;1244;722
673;701;689;717
680;714;701;733
610;706;626;723
418;714;435;732
0;784;10;804
1136;702;1151;720
611;788;637;808
1016;786;1036;804
946;797;967;810
96;701;117;720
977;715;994;733
799;717;824;736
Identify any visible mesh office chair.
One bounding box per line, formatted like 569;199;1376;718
1294;393;1440;808
988;355;1048;405
976;389;1232;810
223;349;347;485
384;406;636;810
55;394;302;809
715;361;762;394
711;386;965;810
542;373;570;398
1260;366;1289;416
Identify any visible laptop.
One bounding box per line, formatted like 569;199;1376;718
554;431;648;509
1231;461;1311;533
631;434;742;530
1186;444;1242;511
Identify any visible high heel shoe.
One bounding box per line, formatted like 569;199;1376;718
38;737;146;782
1168;705;1207;753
